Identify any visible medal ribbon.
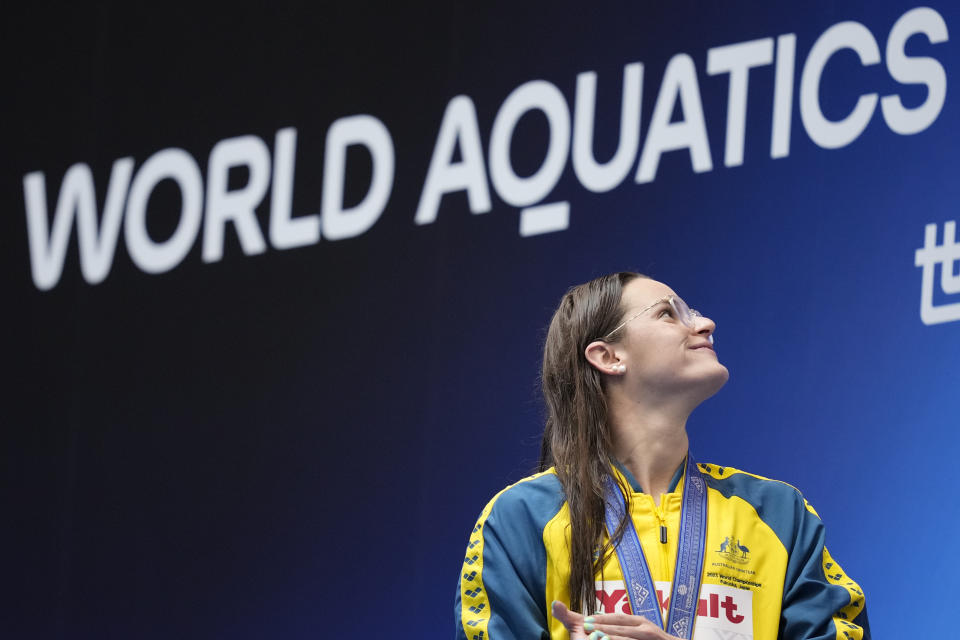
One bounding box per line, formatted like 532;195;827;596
602;454;708;639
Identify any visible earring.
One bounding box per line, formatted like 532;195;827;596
614;364;626;373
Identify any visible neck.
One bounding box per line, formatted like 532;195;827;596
608;397;691;504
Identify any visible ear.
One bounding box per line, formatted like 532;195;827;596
584;340;623;375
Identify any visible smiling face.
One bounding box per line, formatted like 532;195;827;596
603;278;729;404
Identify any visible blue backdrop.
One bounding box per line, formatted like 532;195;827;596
4;2;958;637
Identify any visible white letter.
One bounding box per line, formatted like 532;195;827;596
800;22;880;149
125;148;203;274
707;38;774;167
23;158;134;290
321;115;395;241
636;54;712;183
489;79;571;207
881;7;949;135
771;34;797;159
203;135;270;263
415;96;491;225
572;63;643;192
270;127;319;250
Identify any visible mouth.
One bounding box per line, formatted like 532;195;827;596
690;343;715;352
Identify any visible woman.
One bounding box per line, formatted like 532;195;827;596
455;272;870;640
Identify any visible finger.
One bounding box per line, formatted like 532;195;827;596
590;623;664;638
595;628;679;640
584;612;652;626
600;633;672;640
551;600;584;630
583;616;678;640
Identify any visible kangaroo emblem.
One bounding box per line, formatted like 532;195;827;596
716;534;750;563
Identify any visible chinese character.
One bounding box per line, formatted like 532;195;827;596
914;221;960;325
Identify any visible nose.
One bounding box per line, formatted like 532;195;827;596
695;314;716;344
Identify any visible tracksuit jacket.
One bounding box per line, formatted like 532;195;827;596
455;461;870;640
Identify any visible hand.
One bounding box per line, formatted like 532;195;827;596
551;601;682;640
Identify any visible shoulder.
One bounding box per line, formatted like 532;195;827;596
698;462;809;506
697;462;822;550
466;469;566;587
458;472;562;639
476;468;567;531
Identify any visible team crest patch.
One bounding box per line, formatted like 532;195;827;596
716;536;750;564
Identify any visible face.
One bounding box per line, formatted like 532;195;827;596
609;278;729;400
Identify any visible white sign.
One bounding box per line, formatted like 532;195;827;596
595;580;753;640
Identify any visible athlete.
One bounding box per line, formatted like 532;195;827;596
455;272;869;640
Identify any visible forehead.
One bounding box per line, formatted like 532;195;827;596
621;278;678;309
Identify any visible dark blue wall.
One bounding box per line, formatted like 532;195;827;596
5;2;958;637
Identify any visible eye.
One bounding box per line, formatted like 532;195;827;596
657;307;675;320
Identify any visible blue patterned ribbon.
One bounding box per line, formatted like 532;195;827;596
602;454;708;639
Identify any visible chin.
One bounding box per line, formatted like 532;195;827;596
697;363;730;402
711;363;730;390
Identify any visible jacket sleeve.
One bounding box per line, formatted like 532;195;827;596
455;477;560;640
779;497;871;640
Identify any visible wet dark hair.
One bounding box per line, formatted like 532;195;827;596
538;271;646;613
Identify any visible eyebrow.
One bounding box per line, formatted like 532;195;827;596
643;296;672;311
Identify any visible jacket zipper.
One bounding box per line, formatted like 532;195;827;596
653;500;670;602
654;502;668;544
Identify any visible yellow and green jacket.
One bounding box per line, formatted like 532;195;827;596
455;462;869;640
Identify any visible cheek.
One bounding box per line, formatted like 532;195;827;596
629;343;682;374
